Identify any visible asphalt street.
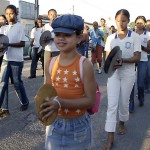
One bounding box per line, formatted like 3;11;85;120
0;59;150;150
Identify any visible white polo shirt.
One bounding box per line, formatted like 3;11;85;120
1;22;25;62
139;31;150;60
105;30;141;77
30;27;43;48
43;23;59;52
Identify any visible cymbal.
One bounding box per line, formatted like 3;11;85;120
35;84;58;126
0;34;9;57
40;31;52;47
104;46;122;77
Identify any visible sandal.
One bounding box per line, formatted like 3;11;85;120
118;121;126;135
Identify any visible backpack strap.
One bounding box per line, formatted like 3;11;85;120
49;56;57;74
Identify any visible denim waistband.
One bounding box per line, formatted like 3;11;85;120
55;113;90;124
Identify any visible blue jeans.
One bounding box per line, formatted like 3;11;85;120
30;47;44;76
45;113;92;150
0;61;29;109
137;61;148;104
145;55;150;91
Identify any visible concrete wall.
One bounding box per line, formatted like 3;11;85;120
0;0;10;15
20;18;34;36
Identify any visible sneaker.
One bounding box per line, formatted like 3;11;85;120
28;75;36;79
20;104;29;111
0;109;10;118
139;102;144;107
98;68;102;74
129;110;135;113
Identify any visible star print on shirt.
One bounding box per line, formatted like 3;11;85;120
57;69;62;74
63;77;67;82
64;84;68;88
64;69;69;75
64;109;69;114
56;76;61;81
72;70;77;76
75;77;80;82
76;109;81;114
75;84;79;88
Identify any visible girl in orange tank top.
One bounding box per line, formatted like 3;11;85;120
40;14;96;150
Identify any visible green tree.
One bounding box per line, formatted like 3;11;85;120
130;22;135;30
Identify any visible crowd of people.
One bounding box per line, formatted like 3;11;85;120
0;4;150;150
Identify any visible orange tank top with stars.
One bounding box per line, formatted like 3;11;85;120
49;54;86;117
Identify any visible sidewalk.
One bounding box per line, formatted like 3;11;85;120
0;59;150;150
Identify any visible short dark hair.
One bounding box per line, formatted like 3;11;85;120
135;16;146;23
115;9;130;21
5;5;17;16
101;18;106;22
48;9;57;15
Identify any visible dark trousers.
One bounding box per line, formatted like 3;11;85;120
145;55;150;91
30;47;44;76
137;61;148;104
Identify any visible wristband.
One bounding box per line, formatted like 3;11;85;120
53;96;61;108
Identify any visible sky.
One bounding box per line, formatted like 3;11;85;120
10;0;150;24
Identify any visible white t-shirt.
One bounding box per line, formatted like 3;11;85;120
139;31;150;60
43;23;59;52
30;27;43;48
1;22;26;62
105;30;141;77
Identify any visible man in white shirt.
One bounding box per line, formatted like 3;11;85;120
43;9;60;81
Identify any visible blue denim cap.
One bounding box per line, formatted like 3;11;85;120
52;14;84;34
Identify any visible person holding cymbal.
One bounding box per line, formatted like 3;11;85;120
103;9;141;150
39;14;96;150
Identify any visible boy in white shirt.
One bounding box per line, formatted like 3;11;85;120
0;5;29;118
43;9;60;81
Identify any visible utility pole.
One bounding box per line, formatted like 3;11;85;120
72;5;74;14
35;0;39;18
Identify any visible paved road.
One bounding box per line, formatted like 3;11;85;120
0;59;150;150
